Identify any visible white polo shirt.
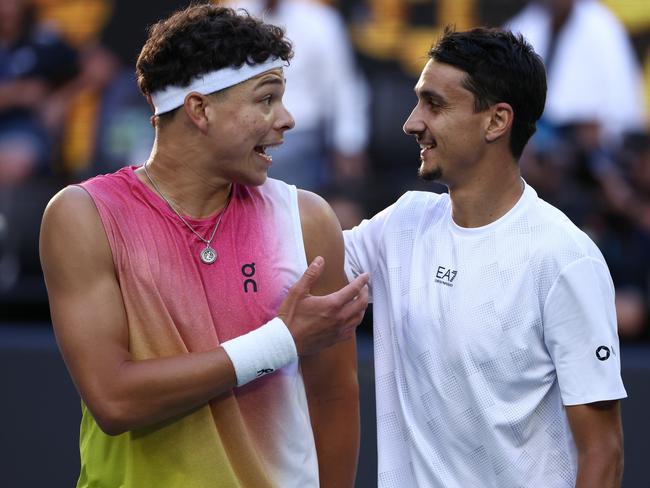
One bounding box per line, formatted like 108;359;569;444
344;183;626;488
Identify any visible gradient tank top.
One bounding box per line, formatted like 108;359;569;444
77;166;317;487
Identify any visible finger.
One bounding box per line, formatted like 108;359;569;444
330;273;369;304
334;294;367;331
289;256;325;296
341;290;369;322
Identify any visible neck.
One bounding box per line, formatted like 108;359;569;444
448;160;523;228
138;141;232;219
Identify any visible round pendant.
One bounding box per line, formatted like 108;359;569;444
200;246;217;264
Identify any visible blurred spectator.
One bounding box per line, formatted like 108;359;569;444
22;0;126;176
600;132;650;341
226;0;370;191
0;0;79;292
507;0;650;341
0;0;79;181
506;0;646;145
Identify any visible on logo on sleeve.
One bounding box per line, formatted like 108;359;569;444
595;345;614;361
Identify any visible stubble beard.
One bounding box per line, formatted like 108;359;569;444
418;163;442;182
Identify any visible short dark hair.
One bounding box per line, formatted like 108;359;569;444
136;4;293;98
429;26;547;159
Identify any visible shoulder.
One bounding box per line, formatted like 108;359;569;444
382;190;448;230
344;190;446;250
40;184;112;274
527;192;606;267
397;190;445;208
297;189;339;231
80;166;133;190
43;170;137;243
79;166;141;210
44;184;97;223
296;189;345;267
42;184;105;241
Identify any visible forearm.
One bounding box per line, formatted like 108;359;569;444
567;401;624;488
83;347;236;435
303;338;360;488
575;444;623;488
308;380;360;487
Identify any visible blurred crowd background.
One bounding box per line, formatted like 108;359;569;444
1;0;650;344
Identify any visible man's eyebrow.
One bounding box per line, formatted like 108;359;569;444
254;76;285;89
417;89;445;104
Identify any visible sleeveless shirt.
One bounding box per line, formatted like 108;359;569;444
77;166;318;487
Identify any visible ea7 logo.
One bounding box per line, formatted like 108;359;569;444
435;266;457;287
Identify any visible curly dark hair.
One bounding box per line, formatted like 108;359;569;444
429;26;547;159
136;3;293;98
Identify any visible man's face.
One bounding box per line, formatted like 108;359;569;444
204;68;295;186
403;59;490;186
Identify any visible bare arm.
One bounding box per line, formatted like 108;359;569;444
40;186;239;435
566;400;624;488
298;189;361;488
41;186;369;436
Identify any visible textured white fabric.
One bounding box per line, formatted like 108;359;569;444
150;58;284;115
344;183;626;488
221;317;298;386
505;0;646;142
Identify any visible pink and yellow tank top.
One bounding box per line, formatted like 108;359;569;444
78;166;317;488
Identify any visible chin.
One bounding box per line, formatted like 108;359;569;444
418;164;442;182
230;170;268;188
247;171;268;187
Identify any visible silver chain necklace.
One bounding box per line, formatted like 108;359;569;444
142;162;229;265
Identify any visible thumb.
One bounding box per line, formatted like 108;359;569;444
291;256;325;296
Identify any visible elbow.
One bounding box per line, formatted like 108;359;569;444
96;418;129;437
89;399;135;436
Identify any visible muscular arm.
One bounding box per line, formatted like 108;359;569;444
40;186;238;435
41;186;369;436
298;190;361;488
567;401;624;488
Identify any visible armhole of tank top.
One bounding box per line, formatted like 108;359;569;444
74;183;120;277
288;185;309;271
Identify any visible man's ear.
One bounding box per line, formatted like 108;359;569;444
183;92;211;132
485;102;513;143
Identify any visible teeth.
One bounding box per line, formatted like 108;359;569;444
256;147;272;162
256;143;281;162
419;144;434;149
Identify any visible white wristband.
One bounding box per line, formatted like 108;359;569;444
221;317;298;386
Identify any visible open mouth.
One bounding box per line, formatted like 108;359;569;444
255;141;284;163
419;142;436;159
254;145;273;162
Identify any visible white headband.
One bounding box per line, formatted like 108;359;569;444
150;57;285;115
